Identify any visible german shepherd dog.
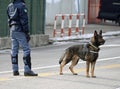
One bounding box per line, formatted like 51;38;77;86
59;30;105;78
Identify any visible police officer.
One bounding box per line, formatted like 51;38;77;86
7;0;38;76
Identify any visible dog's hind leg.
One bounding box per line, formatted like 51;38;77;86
59;54;67;75
60;60;66;75
91;61;96;78
69;55;79;75
86;61;90;78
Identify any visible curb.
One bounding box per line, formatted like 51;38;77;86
50;31;120;42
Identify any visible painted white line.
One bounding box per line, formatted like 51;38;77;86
98;56;120;61
101;44;120;48
33;56;120;70
0;56;120;74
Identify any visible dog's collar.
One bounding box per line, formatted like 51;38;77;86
89;42;99;50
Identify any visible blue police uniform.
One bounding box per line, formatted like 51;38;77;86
7;0;37;76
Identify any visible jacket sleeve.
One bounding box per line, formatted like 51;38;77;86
18;4;29;33
7;3;19;27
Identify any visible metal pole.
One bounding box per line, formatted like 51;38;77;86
77;0;80;14
77;0;81;34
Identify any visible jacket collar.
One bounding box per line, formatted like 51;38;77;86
13;0;25;3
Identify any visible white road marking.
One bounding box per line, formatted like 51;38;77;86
101;44;120;48
0;56;120;74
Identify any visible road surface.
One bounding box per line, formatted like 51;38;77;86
0;36;120;89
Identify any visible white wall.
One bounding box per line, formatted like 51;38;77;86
46;0;88;25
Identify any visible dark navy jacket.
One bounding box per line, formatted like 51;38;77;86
7;0;29;33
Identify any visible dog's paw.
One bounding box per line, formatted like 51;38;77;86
73;73;78;75
91;76;96;78
86;75;90;78
60;73;63;75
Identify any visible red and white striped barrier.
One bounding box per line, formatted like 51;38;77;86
53;13;86;37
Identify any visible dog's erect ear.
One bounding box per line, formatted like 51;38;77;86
99;30;102;35
94;30;98;37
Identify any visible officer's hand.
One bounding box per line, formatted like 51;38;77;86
26;33;31;42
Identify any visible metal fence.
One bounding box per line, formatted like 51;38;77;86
0;0;46;37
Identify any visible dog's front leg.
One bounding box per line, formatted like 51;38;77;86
91;61;96;78
86;61;90;78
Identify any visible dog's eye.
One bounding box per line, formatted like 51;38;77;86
99;35;103;38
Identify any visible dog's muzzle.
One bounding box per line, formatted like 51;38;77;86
100;40;105;45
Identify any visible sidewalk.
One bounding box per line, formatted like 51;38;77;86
45;23;120;41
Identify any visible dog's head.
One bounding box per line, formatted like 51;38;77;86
91;30;105;47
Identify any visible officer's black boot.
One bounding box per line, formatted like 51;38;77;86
23;54;38;76
11;55;19;76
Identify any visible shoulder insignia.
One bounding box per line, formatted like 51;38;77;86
24;9;27;13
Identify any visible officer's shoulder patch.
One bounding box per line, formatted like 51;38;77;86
24;9;27;13
22;3;25;5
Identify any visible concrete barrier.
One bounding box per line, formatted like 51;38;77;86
0;37;11;49
30;34;49;47
0;34;49;49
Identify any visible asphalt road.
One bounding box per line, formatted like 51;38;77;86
0;36;120;89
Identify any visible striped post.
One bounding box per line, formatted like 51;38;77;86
53;16;57;37
68;15;72;36
75;14;80;35
82;14;86;34
60;15;65;37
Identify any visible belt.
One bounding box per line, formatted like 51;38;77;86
10;25;18;31
10;24;19;26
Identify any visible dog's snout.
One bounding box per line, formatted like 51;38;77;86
101;39;105;44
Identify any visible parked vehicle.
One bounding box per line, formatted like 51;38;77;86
97;0;120;25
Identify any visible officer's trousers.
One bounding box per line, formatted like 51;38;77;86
10;29;31;72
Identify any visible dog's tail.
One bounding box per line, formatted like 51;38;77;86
59;50;72;65
59;51;66;64
59;58;63;64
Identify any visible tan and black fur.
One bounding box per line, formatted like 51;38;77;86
59;30;105;78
